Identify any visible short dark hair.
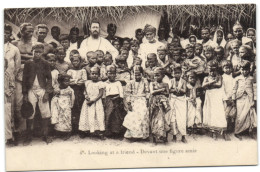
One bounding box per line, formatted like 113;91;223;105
135;28;143;35
90;19;100;27
70;27;79;35
4;24;12;33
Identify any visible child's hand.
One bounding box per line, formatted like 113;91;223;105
87;100;95;106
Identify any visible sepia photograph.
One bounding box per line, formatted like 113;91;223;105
2;1;258;171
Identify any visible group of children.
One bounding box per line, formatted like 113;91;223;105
5;21;257;146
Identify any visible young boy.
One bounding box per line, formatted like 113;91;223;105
144;53;160;83
56;47;70;74
22;42;52;145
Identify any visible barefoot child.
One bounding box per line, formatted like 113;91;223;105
169;65;187;143
51;74;75;140
123;66;150;141
67;54;87;134
221;60;236;136
149;67;170;143
78;67;105;139
104;65;127;138
202;60;228;140
186;71;202;136
232;60;257;140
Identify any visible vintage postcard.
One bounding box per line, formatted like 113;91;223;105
3;3;257;171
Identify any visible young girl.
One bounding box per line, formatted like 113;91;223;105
56;47;70;74
168;65;187;143
78;66;105;139
186;71;202;136
221;60;235;136
104;65;127;138
202;60;228;140
115;55;131;85
51;74;75;140
67;54;87;135
149;67;170;144
46;53;59;94
123;66;150;141
232;60;257;140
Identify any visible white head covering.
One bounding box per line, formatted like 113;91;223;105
213;29;226;48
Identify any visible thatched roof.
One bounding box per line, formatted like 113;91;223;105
4;4;256;33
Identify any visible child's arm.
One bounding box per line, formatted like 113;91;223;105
150;83;166;95
164;83;170;97
77;69;88;85
232;78;238;101
202;77;214;88
71;89;75;108
87;88;104;105
211;76;222;88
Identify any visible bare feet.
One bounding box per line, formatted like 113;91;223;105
181;136;187;143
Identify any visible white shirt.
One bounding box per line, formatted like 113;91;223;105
139;40;164;68
105;81;124;98
222;73;234;100
79;36;119;61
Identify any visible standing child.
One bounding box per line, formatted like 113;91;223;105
115;55;131;85
46;53;59;93
51;74;75;140
84;51;97;79
202;60;228;140
4;59;16;145
101;53;114;81
79;67;105;139
128;39;141;70
149;67;170;144
186;71;202;136
221;60;236;137
67;54;87;135
56;47;70;74
169;66;187;143
123;66;150;141
232;60;257;140
104;65;127;138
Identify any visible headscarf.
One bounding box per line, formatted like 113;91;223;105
213;29;226;48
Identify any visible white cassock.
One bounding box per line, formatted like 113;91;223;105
79;36;119;62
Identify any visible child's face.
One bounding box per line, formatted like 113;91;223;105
60;40;70;49
131;44;139;53
134;71;142;81
70;52;78;61
88;55;97;65
172;38;179;46
189;37;196;45
117;61;126;69
57;51;66;61
186;48;194;58
241;68;250;77
113;41;121;50
209;68;217;77
215;50;224;61
231;43;240;55
134;59;142;66
217;32;223;43
121;50;129;59
145;32;155;41
107;71;116;81
147;56;157;68
204;51;213;61
172;51;181;62
227;34;234;42
201;29;210;40
33;48;44;60
188;75;196;85
195;46;202;56
154;71;163;82
90;69;99;81
96;52;104;64
173;69;182;80
157;50;166;61
247;30;256;42
136;31;144;41
123;41;130;49
72;56;81;68
61;77;70;87
104;57;113;66
223;65;232;75
239;47;247;59
47;54;56;68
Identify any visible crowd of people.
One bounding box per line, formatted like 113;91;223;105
4;17;257;147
